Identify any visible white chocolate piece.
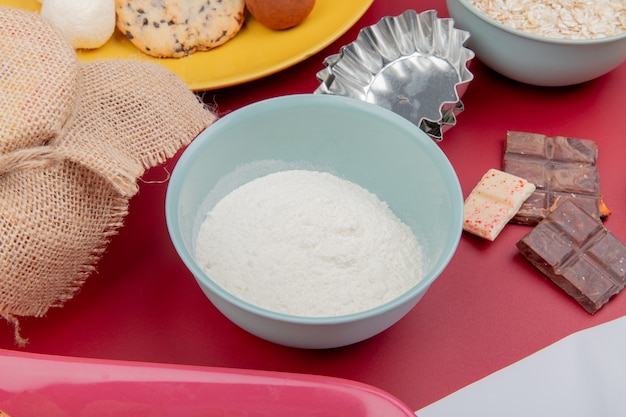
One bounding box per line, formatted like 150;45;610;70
40;0;115;49
463;169;535;241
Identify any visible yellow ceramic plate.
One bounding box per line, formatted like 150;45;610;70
3;0;373;91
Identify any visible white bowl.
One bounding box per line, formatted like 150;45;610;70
165;94;463;349
446;0;626;86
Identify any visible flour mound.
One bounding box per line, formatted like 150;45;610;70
195;170;425;317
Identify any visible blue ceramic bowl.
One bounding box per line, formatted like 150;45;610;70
447;0;626;86
165;94;463;348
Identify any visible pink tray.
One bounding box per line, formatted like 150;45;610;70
0;348;415;416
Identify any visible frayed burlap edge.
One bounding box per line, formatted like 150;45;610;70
55;59;217;198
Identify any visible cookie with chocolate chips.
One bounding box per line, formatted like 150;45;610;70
115;0;246;58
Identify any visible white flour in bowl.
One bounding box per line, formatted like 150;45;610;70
194;169;425;317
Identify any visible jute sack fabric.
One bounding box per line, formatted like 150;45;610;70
0;7;216;345
0;7;79;155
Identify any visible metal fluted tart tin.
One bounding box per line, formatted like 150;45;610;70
314;9;475;141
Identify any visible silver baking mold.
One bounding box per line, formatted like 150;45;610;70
314;9;474;141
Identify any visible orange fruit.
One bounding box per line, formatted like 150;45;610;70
245;0;315;30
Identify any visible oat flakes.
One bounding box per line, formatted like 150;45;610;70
467;0;626;39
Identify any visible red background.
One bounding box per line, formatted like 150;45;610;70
2;0;625;411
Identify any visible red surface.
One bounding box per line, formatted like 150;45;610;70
2;0;625;412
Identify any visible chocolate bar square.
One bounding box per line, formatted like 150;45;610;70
503;131;601;225
517;200;626;314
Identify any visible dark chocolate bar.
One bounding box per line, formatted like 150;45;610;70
517;200;626;314
503;131;602;225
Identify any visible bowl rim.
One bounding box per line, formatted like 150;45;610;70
166;94;464;326
450;0;626;45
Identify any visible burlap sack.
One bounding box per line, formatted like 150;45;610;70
0;8;79;154
0;7;216;345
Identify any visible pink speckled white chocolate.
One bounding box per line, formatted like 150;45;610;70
463;169;536;241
